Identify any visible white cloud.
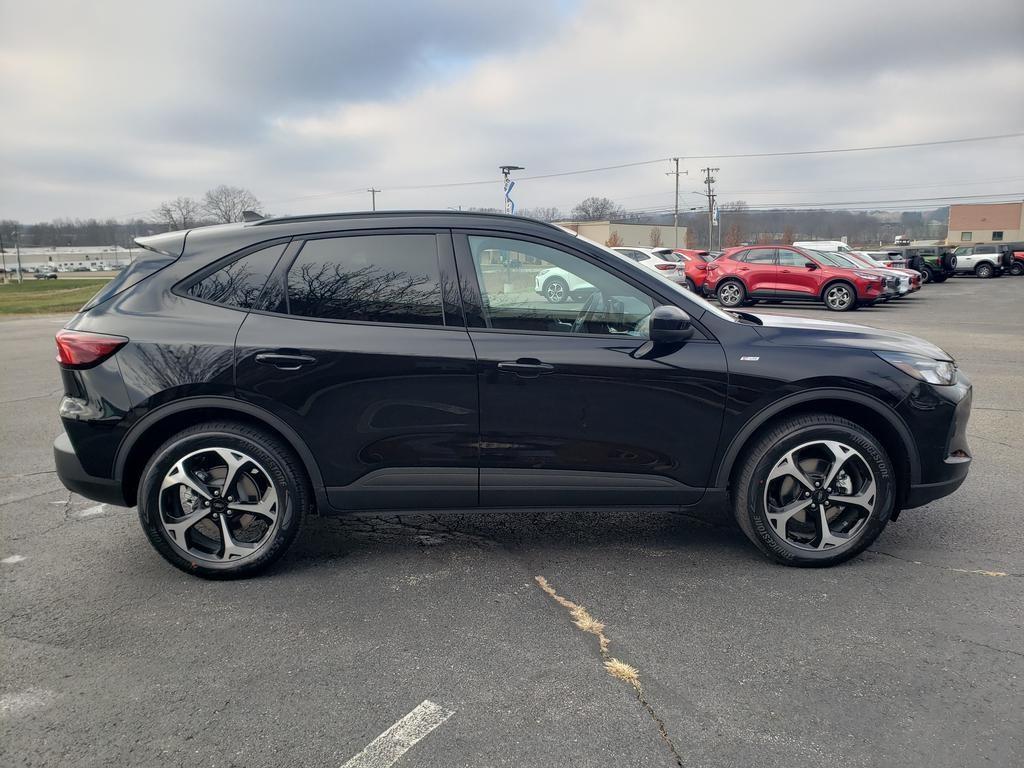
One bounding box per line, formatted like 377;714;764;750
1;0;1021;220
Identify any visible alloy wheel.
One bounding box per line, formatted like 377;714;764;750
718;282;742;306
825;284;853;310
158;447;280;564
545;280;566;302
763;440;876;552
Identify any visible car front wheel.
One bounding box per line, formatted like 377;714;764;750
920;267;933;284
1010;261;1024;276
823;282;856;311
138;421;308;579
717;280;746;308
975;263;994;279
543;277;570;303
732;413;895;567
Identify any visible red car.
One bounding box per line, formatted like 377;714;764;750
652;248;713;293
704;245;892;312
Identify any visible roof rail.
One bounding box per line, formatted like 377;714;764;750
249;209;565;233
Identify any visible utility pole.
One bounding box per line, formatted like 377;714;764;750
0;232;7;284
13;229;22;284
367;188;380;211
665;158;688;248
500;165;524;214
701;167;719;251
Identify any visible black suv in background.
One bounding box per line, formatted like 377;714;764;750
885;246;957;283
54;212;973;578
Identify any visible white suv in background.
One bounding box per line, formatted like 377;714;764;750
612;247;686;285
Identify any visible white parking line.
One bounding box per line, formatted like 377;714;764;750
0;689;55;716
76;504;106;518
1;555;26;564
340;700;454;768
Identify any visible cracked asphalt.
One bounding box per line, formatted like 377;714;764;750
2;278;1023;767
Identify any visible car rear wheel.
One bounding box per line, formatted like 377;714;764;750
920;266;933;284
975;263;994;279
138;421;308;579
732;413;895;567
685;278;697;293
717;280;746;308
823;282;856;311
1010;261;1024;276
543;277;570;303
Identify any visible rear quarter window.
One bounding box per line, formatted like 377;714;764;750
185;243;288;310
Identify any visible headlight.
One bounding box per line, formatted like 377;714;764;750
853;270;879;280
875;351;956;385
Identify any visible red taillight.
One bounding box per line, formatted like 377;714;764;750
55;329;128;368
655;263;675;271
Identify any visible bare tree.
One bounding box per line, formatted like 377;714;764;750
782;225;796;244
520;206;562;222
570;196;626;221
605;231;624;247
685;227;699;249
202;185;262;223
154;197;203;231
648;228;663;248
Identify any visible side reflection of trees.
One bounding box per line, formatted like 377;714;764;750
189;262;264;309
288;261;443;324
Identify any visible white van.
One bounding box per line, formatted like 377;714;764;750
792;240;853;253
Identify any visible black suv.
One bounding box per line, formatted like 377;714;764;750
53;212;973;577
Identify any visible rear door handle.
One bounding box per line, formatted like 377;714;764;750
255;352;318;371
497;359;554;378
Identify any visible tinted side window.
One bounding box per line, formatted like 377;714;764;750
468;235;654;337
187;243;287;309
975;246;996;254
286;234;443;326
743;248;776;264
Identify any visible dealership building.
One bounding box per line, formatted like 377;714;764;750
946;202;1024;245
556;220;688;249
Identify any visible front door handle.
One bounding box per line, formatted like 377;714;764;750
497;359;554;378
255;352;318;371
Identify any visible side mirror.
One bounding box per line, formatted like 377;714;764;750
805;261;818;270
649;305;694;344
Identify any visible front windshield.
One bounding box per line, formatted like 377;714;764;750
562;227;737;322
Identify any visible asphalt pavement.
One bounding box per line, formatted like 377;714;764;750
2;277;1023;767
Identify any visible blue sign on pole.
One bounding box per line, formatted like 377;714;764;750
504;179;516;215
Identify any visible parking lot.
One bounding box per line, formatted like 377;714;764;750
1;278;1022;767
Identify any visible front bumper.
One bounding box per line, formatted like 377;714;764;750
54;432;128;506
900;373;973;509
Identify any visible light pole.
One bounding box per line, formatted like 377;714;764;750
367;187;380;211
666;157;688;248
13;229;22;284
500;165;524;214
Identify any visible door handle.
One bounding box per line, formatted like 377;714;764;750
255;352;318;371
497;359;554;378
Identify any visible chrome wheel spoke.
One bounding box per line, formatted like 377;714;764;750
766;497;811;536
217;513;256;560
160;459;212;500
209;447;248;499
815;506;848;550
164;506;212;545
832;479;876;512
820;440;856;489
228;492;279;522
767;449;816;491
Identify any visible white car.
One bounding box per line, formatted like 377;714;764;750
612;247;686;285
534;266;596;303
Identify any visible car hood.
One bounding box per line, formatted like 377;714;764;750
751;313;951;360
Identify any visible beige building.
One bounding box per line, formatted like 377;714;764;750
946;202;1024;245
556;220;688;249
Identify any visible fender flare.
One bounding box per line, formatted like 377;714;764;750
113;396;329;511
712;388;921;488
818;277;857;300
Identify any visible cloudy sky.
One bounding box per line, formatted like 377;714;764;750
1;0;1022;222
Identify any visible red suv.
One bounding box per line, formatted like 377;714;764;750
704;245;891;312
653;248;713;293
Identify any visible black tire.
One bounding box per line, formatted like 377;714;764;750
732;413;895;567
685;278;697;293
975;262;994;279
1011;261;1024;276
822;281;857;311
716;279;747;308
543;277;570;303
138;421;309;579
920;266;934;284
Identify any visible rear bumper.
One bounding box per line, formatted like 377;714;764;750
54;432;128;506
